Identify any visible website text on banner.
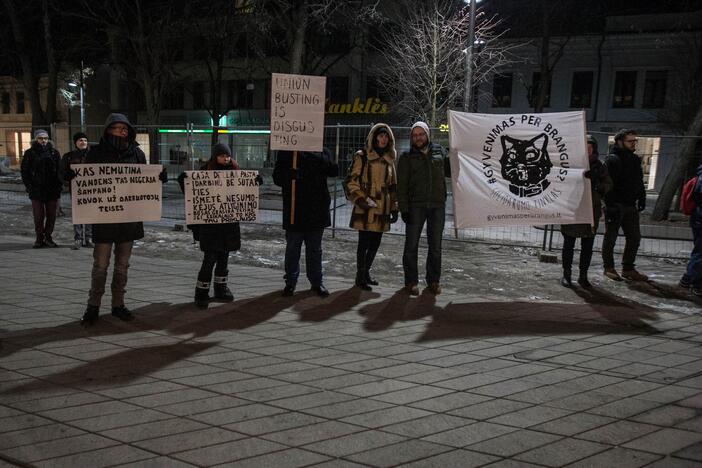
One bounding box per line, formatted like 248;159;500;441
448;110;592;229
70;163;163;224
270;73;326;152
184;170;260;225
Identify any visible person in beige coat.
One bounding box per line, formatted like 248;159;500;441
346;123;399;290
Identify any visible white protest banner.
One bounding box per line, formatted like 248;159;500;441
270;73;326;152
71;164;163;224
448;110;592;228
184;170;259;224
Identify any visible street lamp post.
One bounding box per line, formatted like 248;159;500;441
68;61;86;132
464;0;478;112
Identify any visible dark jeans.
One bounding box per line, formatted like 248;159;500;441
402;206;445;286
602;204;641;270
88;241;133;308
197;251;229;285
31;199;58;240
284;229;324;287
562;234;595;275
683;223;702;287
357;230;383;274
73;224;93;243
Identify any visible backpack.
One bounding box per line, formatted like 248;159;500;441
680;175;699;215
342;149;368;201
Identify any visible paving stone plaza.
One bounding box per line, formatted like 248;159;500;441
1;230;702;467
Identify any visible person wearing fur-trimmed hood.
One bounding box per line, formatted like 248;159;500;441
346;123;399;290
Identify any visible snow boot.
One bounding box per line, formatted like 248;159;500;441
365;270;379;286
195;281;210;309
560;269;572;288
81;305;99;326
213;276;234;301
355;271;372;291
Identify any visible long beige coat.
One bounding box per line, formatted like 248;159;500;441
347;123;398;232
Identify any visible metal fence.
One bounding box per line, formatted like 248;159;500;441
0;123;697;260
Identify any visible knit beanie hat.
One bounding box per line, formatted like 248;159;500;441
34;129;49;139
410;121;430;140
73;132;88;145
211;142;232;158
586;135;598;152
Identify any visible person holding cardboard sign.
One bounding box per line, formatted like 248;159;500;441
273;148;338;297
73;113;160;326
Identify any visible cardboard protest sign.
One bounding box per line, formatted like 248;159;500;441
270;73;326;152
448;110;592;228
184;170;259;224
71;164;163;224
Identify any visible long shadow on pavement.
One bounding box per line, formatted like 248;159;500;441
295;287;381;322
359;288;440;331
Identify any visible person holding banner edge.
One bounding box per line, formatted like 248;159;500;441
397;121;451;296
560;136;612;288
273;147;339;297
346;123;399;290
178;143;263;308
601;129;649;282
65;113;167;326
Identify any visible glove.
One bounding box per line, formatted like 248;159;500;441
65;168;77;181
637;198;646;212
159;168;168;183
356;198;372;210
390;211;399;223
255;174;263;186
401;212;410;224
583;170;592;179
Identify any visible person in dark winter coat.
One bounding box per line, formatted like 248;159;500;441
397;121;451;296
346;123;399;290
180;143;244;308
601;129;648;282
60;132;92;250
272;148;339;297
679;163;702;297
71;113;166;326
560;136;613;288
21;129;63;248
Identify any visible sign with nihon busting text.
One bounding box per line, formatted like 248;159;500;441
270;73;326;152
70;163;163;224
184;170;259;224
448;110;593;228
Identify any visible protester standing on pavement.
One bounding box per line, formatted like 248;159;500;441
273;147;339;297
560;135;612;288
178;143;262;309
346;123;399;291
679;163;702;297
20;129;63;248
60;132;93;250
397;121;451;296
68;113;167;326
601;129;649;282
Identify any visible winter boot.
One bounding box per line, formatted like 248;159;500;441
560;269;572;287
213;276;234;301
365;270;379;286
355;271;372;291
44;237;58;248
33;236;44;248
195;281;210;309
577;271;592;289
81;305;99;326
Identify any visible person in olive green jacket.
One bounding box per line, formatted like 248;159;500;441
397;121;451;296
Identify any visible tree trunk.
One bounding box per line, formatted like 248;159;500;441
41;0;59;124
535;1;550;113
288;0;308;74
651;106;702;220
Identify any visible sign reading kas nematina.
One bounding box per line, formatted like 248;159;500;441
270;73;326;152
71;163;163;224
184;170;259;224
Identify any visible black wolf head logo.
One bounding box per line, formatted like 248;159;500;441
500;133;552;197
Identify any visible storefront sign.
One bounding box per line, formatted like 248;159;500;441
326;97;389;114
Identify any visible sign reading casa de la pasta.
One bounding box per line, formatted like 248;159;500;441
184;170;259;224
448;110;592;228
70;164;163;224
270;73;326;152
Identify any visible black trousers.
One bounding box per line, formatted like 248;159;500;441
198;251;229;283
357;230;383;274
562;234;595;275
